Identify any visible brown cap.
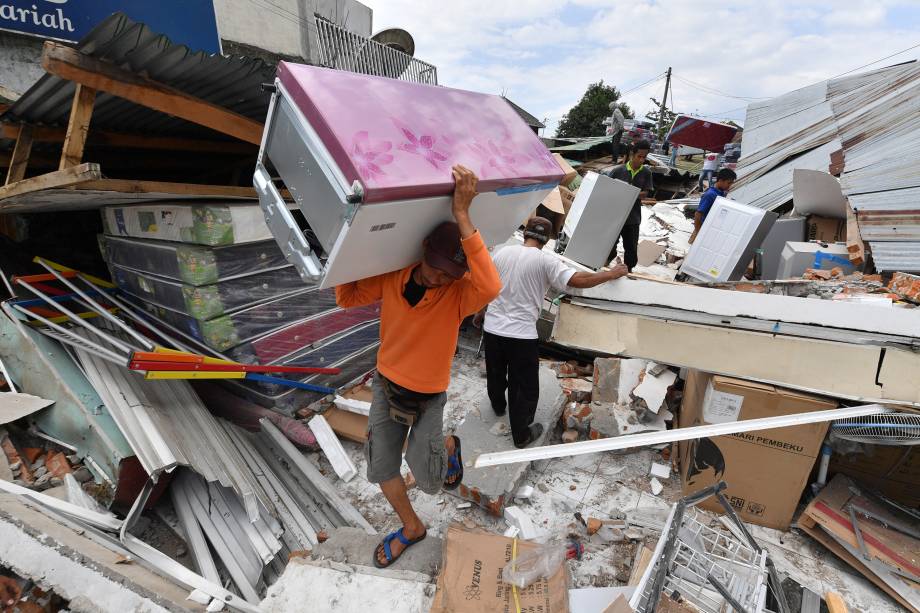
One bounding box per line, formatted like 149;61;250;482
424;221;468;279
524;216;552;243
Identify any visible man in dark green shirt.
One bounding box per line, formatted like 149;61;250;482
604;139;654;270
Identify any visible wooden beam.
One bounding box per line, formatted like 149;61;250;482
59;84;96;170
75;178;260;198
41;42;264;145
5;123;33;185
2;123;257;154
0;163;101;200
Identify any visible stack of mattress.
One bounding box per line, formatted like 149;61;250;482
99;202;381;412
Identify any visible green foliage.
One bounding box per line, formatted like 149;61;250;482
555;81;633;138
646;97;677;140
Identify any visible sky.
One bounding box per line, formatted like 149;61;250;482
362;0;920;136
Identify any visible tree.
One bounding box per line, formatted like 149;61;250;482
555;81;633;138
646;97;677;140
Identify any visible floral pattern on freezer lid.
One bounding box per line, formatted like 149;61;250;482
276;62;564;203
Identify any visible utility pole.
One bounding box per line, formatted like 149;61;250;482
658;67;672;139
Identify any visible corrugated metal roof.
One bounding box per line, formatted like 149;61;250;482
502;97;545;129
2;12;275;139
732;61;920;215
869;241;920;272
548;136;611;152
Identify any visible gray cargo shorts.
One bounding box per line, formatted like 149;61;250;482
365;373;448;494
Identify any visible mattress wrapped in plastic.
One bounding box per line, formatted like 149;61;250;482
226;302;381;364
111;264;306;321
126;287;339;351
99;235;290;285
227;323;381;411
101;202;273;246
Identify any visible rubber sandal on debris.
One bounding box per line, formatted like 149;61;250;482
373;527;427;569
443;435;463;490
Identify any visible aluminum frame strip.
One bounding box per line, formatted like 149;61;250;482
260;418;375;534
474;405;893;468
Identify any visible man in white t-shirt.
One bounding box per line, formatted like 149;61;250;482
481;217;628;448
698;151;720;191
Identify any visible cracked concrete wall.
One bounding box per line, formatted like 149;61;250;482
0;31;43;99
213;0;372;64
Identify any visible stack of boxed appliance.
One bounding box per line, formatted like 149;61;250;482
98;202;381;413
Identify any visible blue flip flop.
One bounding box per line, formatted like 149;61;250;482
373;527;427;568
443;435;463;490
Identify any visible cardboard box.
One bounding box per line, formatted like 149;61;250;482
540;186;567;215
559;185;576;214
553;153;579;187
323;407;368;444
678;370;836;529
430;525;569;613
829;445;920;507
806;215;846;242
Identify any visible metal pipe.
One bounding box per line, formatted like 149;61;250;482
10;304;130;366
14;279;137;355
37;261;155;351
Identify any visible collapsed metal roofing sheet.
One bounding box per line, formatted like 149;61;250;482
71;332;270;520
2;12;274;139
732;61;920;222
869;241;920;273
548;136;612;152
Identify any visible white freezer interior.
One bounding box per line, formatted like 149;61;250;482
319;188;553;289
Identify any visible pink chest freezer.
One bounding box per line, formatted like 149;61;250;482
254;63;564;288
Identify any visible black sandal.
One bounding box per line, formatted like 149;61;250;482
514;423;545;449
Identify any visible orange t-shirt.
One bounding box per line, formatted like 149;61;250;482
335;230;501;393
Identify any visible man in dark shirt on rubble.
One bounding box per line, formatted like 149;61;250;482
604;139;654;271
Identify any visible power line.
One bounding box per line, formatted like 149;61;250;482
830;40;920;78
673;75;769;101
619;72;666;96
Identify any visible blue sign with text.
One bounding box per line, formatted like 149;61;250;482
0;0;220;54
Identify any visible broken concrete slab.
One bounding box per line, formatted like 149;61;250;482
262;558;436;613
0;392;54;425
588;402;667;440
458;366;565;515
310;526;443;577
0;493;204;612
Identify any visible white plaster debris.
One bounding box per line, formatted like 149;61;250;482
514;485;535;502
333;395;371;416
649;478;664;496
456;502;471;510
206;599;226;612
187;589;211;605
649;462;671;480
309;414;358;482
503;505;539;540
632;368;677;414
261;560;435;612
